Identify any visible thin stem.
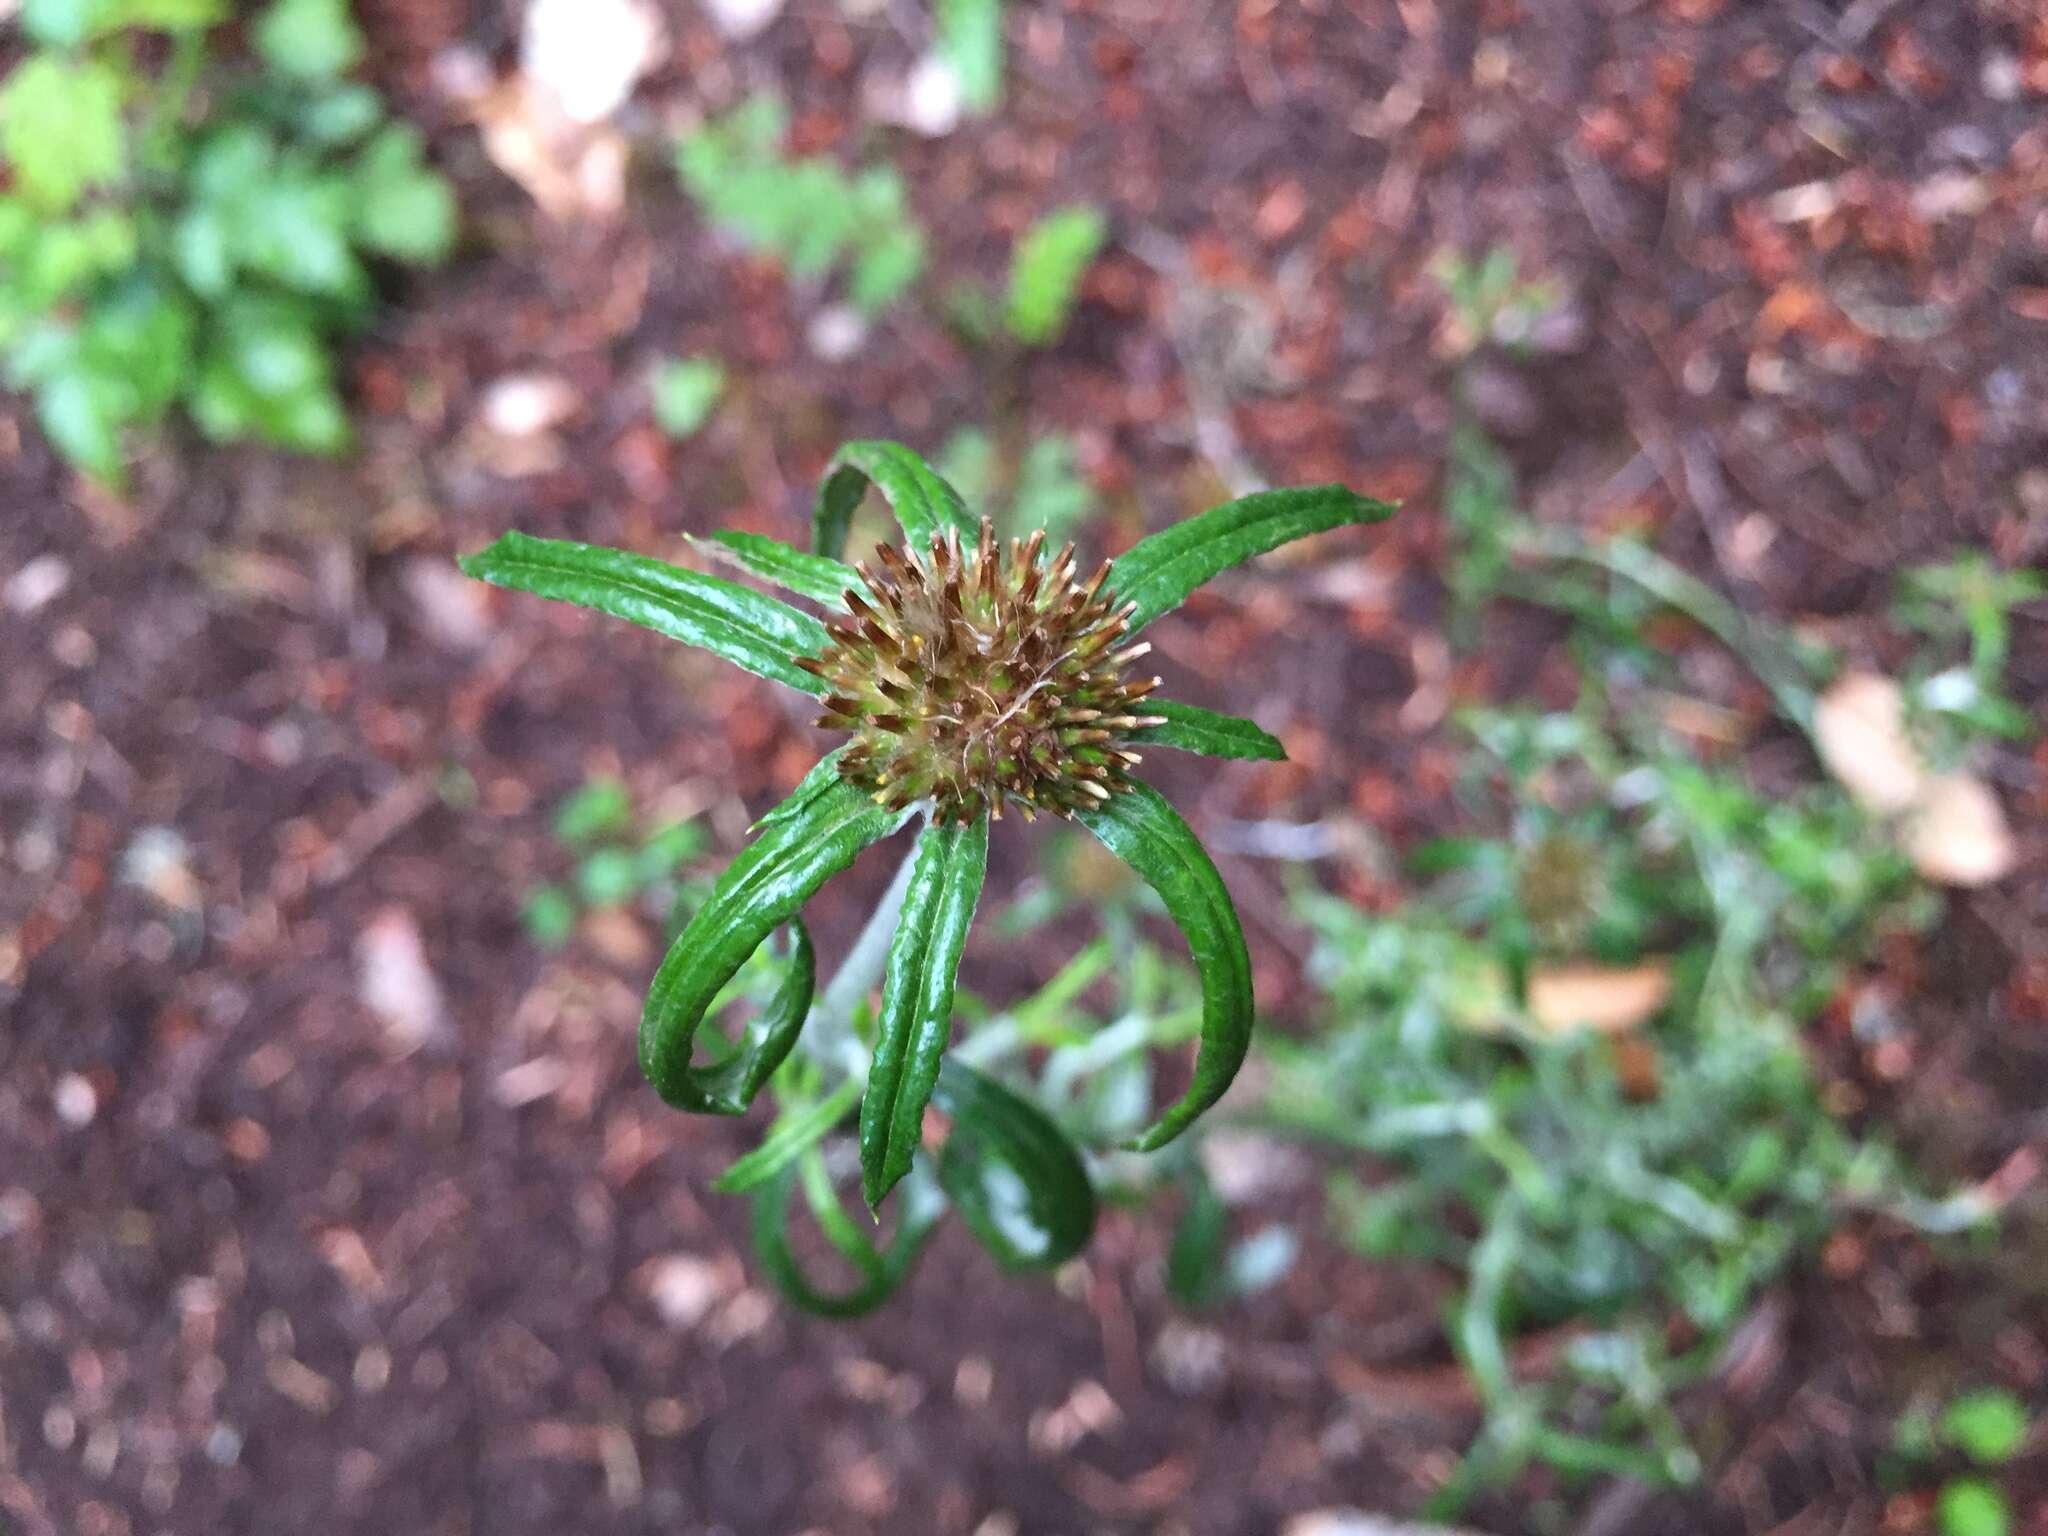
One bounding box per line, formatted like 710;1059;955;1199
801;819;927;1078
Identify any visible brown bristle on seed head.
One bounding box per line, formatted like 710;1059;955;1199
809;516;1154;822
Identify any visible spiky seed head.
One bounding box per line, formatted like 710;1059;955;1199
810;518;1165;823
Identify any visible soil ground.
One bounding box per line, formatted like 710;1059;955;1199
4;2;2047;1533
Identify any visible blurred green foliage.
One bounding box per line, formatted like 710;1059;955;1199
649;355;727;440
1004;205;1107;346
523;776;710;949
936;428;1097;544
0;0;454;483
1892;1387;2031;1536
676;97;924;317
934;0;1004;115
1894;552;2046;764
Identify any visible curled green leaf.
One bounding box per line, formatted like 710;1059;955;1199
933;1060;1095;1269
1129;699;1286;762
1077;782;1253;1151
694;529;860;609
751;1150;943;1318
812;439;977;560
1109;484;1398;633
860;815;989;1208
640;777;912;1112
460;530;833;695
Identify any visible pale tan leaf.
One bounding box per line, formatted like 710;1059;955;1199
1903;772;2017;887
1813;671;1927;815
1526;961;1673;1035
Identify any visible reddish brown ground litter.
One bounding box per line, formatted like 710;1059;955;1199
3;3;2046;1533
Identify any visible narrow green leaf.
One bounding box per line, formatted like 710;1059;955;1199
1108;485;1398;632
695;530;861;609
812;439;977;561
713;1077;861;1194
459;530;832;695
640;777;912;1112
932;1060;1095;1269
1077;782;1252;1151
1129;699;1286;762
860;815;989;1207
750;1152;943;1317
751;748;848;833
679;920;816;1113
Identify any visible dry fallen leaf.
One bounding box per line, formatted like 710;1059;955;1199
357;907;451;1055
521;0;665;125
1814;671;1926;815
1813;670;2017;887
467;77;628;224
1903;772;2018;888
1527;961;1673;1035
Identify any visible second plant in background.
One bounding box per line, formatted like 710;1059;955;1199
0;0;455;483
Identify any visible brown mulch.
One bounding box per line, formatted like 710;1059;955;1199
4;3;2046;1534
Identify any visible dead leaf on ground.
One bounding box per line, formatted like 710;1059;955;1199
1814;671;1925;814
1903;772;2017;887
1813;670;2018;887
1527;961;1673;1035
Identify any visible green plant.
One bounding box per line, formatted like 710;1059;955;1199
936;428;1097;544
521;776;709;949
1432;244;1559;357
1004;205;1107;347
649;354;726;441
1891;1389;2031;1536
676;98;923;318
1262;678;1941;1516
933;0;1004;115
462;441;1392;1302
0;0;455;483
1894;552;2044;761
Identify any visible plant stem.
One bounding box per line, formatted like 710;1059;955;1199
801;827;925;1079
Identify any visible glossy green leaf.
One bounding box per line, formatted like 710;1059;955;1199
459;531;833;695
1129;699;1286;761
811;439;977;561
639;777;911;1112
1077;782;1252;1150
1109;484;1398;633
932;1060;1094;1269
752;748;849;833
695;530;860;610
675;921;816;1113
751;1151;943;1317
713;1078;861;1195
860;815;989;1207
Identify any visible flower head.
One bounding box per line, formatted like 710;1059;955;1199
798;520;1166;824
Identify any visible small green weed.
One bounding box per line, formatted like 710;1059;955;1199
676;98;923;318
649;355;726;441
522;776;710;949
936;428;1097;544
1891;1388;2032;1536
0;0;455;483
